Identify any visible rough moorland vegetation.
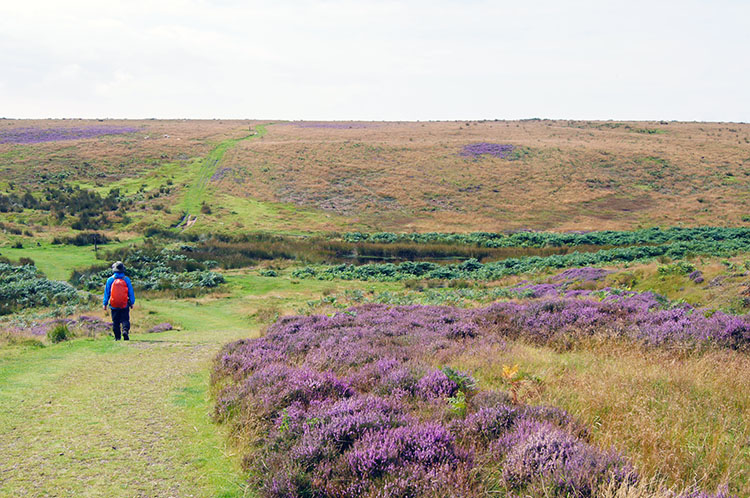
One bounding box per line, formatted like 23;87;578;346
213;301;744;497
71;247;224;292
2;119;750;233
0;262;81;314
292;236;750;281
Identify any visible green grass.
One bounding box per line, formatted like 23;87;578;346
0;237;142;281
172;371;256;498
201;191;348;233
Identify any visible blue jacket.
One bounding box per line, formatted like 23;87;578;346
103;272;135;308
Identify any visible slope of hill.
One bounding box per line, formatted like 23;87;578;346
1;119;749;234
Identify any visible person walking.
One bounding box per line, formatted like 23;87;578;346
103;261;135;341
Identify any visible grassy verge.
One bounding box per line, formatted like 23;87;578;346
0;325;255;497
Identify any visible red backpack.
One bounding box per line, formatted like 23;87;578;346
110;278;129;308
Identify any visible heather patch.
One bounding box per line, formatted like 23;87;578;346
148;322;173;333
460;142;515;159
213;304;645;497
2;314;111;343
0;125;138;144
551;266;612;282
301;283;750;350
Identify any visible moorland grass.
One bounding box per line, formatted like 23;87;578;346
452;342;750;495
4;119;750;234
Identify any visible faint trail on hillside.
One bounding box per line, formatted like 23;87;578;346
180;125;268;224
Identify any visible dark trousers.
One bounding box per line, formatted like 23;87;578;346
111;307;131;340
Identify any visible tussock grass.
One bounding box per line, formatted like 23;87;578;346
453;342;750;496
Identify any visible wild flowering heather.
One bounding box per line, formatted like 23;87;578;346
483;286;749;349
214;304;640;497
148;322;173;333
214;299;747;497
210;166;232;182
460;142;515;159
0;125;138;144
3;315;111;341
551;266;612;282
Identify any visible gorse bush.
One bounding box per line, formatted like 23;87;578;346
47;323;71;343
657;261;696;276
71;247;224;292
0;263;81;314
1;183;131;229
51;232;111;246
292;237;750;282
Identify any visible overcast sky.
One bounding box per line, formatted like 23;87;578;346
1;0;748;121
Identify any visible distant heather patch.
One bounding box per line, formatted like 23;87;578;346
210;167;232;182
0;125;138;144
551;267;611;282
460;142;515;159
6;315;111;341
148;323;173;333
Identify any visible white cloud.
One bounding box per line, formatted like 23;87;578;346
0;0;747;120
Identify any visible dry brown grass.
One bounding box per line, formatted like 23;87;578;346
3;118;749;233
454;342;750;496
222;120;750;231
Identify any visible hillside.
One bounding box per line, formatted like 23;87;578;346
1;119;749;235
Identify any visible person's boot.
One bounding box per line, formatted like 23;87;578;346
123;333;129;341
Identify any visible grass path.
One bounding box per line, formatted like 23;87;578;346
180;125;268;220
0;307;258;497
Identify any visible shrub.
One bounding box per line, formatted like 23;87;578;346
51;232;110;246
47;324;71;343
0;263;80;314
658;261;696;276
71;247;224;292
